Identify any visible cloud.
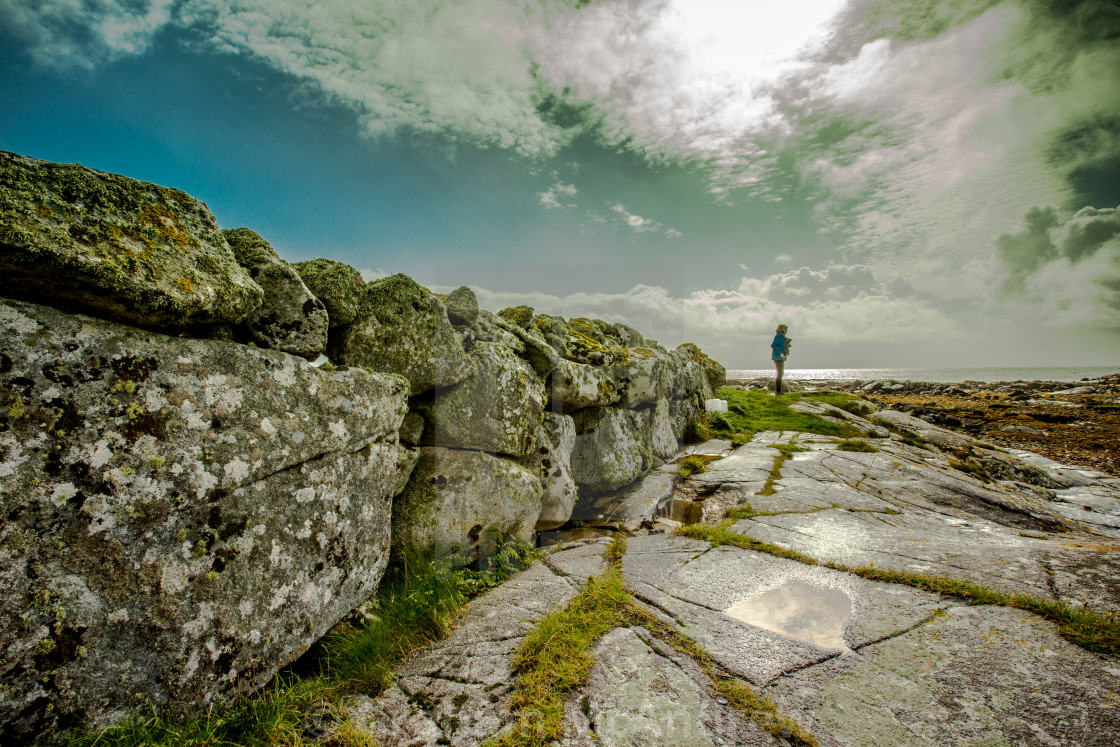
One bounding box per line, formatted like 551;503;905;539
609;203;681;238
997;204;1120;326
357;267;390;282
457;261;957;367
537;181;578;209
1;0;174;69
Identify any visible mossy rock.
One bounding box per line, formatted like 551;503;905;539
292;257;365;328
222;228;328;360
497;305;534;329
676;343;727;389
443;285;479;326
328;273;470;395
0;150;262;328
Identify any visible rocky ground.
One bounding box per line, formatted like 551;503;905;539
350;392;1120;746
818;373;1119;477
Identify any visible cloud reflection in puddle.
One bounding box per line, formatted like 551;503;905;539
726;578;852;650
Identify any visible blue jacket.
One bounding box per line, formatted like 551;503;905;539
771;333;790;361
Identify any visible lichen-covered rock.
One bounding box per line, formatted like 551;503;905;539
669;345;716;403
549;358;621;411
420;342;544;458
532;314;571;359
223;228;328;360
650;398;679;460
570;407;653;493
0;299;415;740
443;285;479;326
614;347;673;408
392;447;543;553
0;151;262;328
497;305;534;329
291;257;365;328
565;317;629;366
327;274;470;395
398;411;426;446
677;343;726;390
536;412;578;531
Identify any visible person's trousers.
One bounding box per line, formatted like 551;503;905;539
773;358;784;394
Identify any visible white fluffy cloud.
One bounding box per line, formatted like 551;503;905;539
537;181;578;209
1;0;174;68
607;203;681;238
456;261;957;368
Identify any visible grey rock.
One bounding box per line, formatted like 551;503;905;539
421;342;544;458
291;257;366;328
768;605;1120;746
0;299;414;740
570;407;653;493
548;358;621;411
398;411;426;445
223;228;328;360
496;305;533;329
392;447;544;554
0;150;262;328
443;285;479;326
536;412;578;531
327;273;471;395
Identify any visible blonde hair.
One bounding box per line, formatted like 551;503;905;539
776;324;788;334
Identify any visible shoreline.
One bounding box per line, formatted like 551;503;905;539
725;373;1120;479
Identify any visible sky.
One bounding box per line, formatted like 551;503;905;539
1;0;1119;370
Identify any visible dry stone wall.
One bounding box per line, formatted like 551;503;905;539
0;151;726;740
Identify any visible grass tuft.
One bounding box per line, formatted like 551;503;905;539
836;439;877;453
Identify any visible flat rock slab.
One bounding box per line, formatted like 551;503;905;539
767;604;1120;746
623;535;948;685
348;561;578;746
562;627;783;747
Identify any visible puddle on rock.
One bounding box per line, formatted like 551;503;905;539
659;497;704;525
726;579;853;650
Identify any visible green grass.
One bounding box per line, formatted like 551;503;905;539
836;439;878;453
61;676;365;747
710;387;861;442
66;533;536;747
676;454;723;478
676;522;1120;657
802;392;875;418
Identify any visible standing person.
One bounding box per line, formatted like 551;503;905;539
771;324;791;394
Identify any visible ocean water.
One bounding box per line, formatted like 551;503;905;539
725;366;1120;384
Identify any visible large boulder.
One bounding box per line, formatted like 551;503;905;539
442;285;479;326
0;300;415;740
676;343;726;390
420;342;545;458
548;358;621;412
565;318;629;366
327;274;470;395
569;407;653;493
223;228;328;360
536;412;579;531
531;314;571;359
291;258;366;328
392;447;543;553
0;151;262;328
614;347;672;408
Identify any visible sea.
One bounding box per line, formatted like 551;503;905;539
725;366;1120;384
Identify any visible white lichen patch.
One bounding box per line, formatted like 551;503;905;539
223;456;250;484
88;439;114;469
106;608;129;624
259;418;277;437
329;419;347;439
269;584;292;611
294;487;316;504
161;562;189;594
49;482;78;507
